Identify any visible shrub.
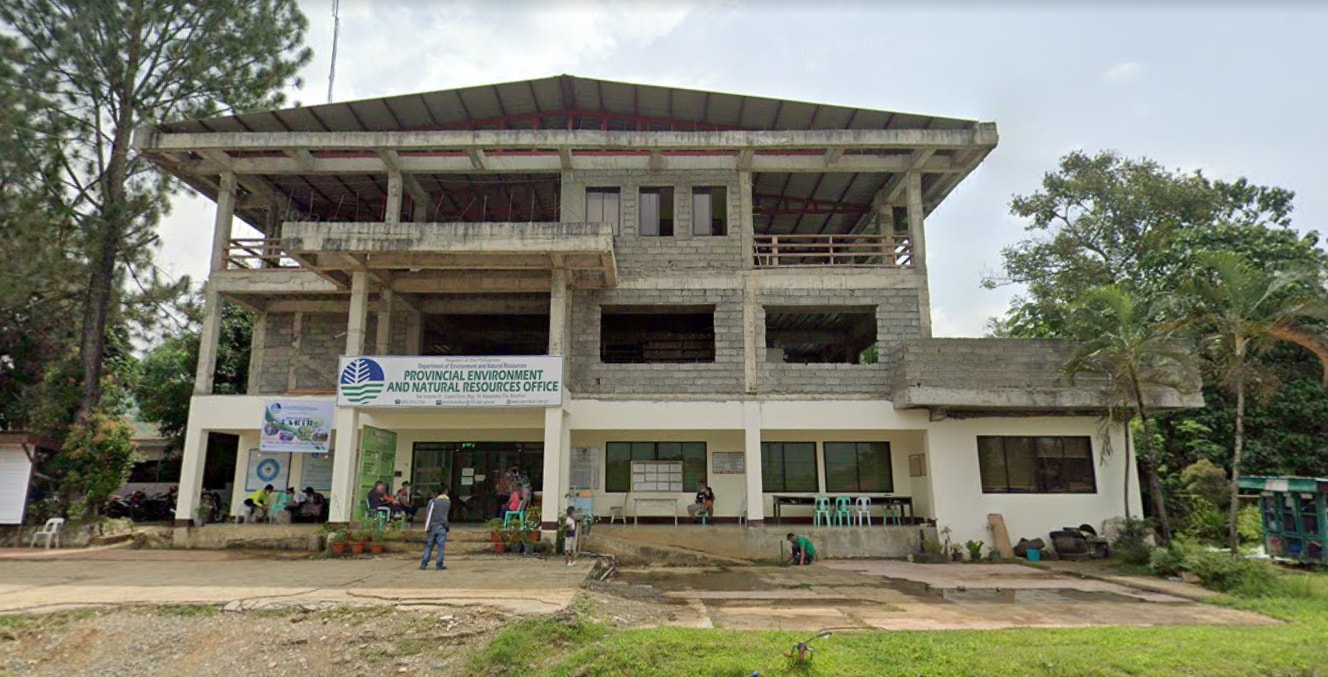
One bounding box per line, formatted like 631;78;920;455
1179;497;1228;543
1237;504;1263;544
1148;539;1199;577
1185;550;1282;597
1180;459;1229;509
1112;517;1156;564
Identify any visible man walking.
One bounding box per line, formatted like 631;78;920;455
420;487;451;571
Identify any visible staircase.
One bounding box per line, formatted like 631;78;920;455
380;525;498;555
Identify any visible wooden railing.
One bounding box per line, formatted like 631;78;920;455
753;234;913;268
226;238;300;270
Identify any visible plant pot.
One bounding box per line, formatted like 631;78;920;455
526;531;540;543
370;543;384;555
331;542;347;555
495;542;507;554
349;541;365;556
490;532;502;544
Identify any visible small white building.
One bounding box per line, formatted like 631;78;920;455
136;76;1197;548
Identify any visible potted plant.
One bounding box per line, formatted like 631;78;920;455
349;529;370;556
485;518;505;552
965;540;984;562
369;528;385;555
917;537;948;564
523;507;542;543
326;527;349;556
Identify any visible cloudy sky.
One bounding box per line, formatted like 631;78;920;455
155;0;1328;336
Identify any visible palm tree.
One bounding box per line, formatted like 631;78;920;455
1064;285;1198;546
1186;252;1328;553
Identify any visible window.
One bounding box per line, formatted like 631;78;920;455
761;442;819;492
600;306;715;363
691;186;727;236
585;187;621;233
639;187;675;236
605;441;706;492
977;436;1096;493
764;307;877;364
824;442;893;493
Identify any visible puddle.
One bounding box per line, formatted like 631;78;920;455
615;568;782;592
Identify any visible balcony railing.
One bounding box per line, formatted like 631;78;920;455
753;234;913;268
225;238;300;270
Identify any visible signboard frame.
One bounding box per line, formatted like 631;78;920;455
260;400;334;453
337;355;564;409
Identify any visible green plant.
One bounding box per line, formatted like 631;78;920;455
1149;539;1200;576
1112;516;1156;564
1181;459;1230;509
349;529;371;543
1237;504;1263;544
965;540;985;561
325;528;349;543
1185;550;1282;597
921;538;943;555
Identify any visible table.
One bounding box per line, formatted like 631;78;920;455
632;497;680;525
770;495;914;525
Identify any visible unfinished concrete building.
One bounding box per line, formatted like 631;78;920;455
137;75;1197;552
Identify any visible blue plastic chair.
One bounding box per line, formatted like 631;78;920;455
813;497;832;527
833;497;852;526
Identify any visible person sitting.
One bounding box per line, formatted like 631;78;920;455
297;487;324;522
270;487;295;524
786;532;817;566
687;482;715;521
394;482;419;521
243;485;273;523
367;481;394;522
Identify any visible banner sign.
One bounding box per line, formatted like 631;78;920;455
261;400;334;453
337;355;564;408
245;449;291;492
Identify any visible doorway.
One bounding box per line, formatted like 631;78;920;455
411;441;543;522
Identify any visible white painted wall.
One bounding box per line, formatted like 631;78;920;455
925;416;1139;548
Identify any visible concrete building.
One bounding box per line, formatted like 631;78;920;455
137;76;1198;548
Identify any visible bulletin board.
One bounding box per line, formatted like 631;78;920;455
712;452;745;474
631;461;683;492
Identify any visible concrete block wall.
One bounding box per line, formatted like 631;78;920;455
569;287;745;395
756;288;922;395
561;169;743;278
890;339;1088;392
257;313;294;394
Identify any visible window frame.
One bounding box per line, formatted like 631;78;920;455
604;441;707;492
976;435;1097;494
638;186;675;237
585;187;622;234
691;186;727;236
823;441;893;493
760;441;820;493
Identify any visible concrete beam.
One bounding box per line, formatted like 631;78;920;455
210;269;342;295
138;126;1000;153
467;148;487;170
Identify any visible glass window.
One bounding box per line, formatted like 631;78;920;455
976;436;1097;494
760;442;819;492
823;442;893;493
639;187;674;236
585;187;621;234
604;441;707;492
691;187;727;236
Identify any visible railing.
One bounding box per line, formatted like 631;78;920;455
753;234;913;268
225;238;300;270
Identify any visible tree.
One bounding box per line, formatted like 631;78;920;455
1185;252;1328;552
1063;285;1198;544
136;302;252;448
0;0;312;420
987;150;1307;338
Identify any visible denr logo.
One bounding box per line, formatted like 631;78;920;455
339;358;385;404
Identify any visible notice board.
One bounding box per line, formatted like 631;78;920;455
631;461;683;492
712;452;745;474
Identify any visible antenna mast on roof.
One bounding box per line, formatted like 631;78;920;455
327;0;341;102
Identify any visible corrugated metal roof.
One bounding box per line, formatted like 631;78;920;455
160;74;979;135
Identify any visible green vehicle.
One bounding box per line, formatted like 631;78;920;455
1240;475;1327;565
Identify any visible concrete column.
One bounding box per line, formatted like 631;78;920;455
328;406;361;524
375;288;394;355
385;170;403;224
742;277;758;394
742;401;764;526
171;403;209;529
738;171;754;270
346;270;370;355
548;268;570;356
412;193;428;222
246;313;266;394
539;407;568;530
405;307;422;355
906;171;933;338
194;173;237;395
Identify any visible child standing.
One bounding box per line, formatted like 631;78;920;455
564;506;578;567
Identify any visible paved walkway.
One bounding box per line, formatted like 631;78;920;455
0;549;586;616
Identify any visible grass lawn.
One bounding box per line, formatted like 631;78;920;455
467;571;1328;677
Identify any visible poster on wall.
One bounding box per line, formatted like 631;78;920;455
0;449;33;524
337;355;563;408
712;452;745;474
356;426;397;519
260;400;334;453
299;453;334;491
245;449;291;491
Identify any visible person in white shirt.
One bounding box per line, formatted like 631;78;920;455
564;506;578;567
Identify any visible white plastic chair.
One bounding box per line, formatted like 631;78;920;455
31;518;64;549
608;494;626;525
853;497;872;527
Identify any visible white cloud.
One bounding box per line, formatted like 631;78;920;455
1103;61;1141;83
